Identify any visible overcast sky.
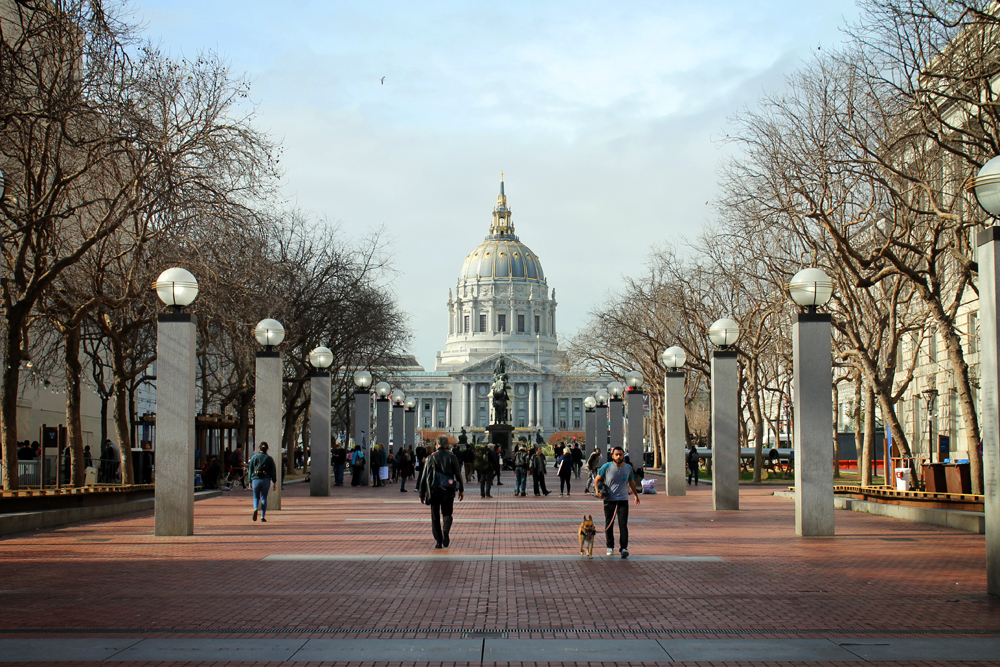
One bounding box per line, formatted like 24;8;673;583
133;0;859;369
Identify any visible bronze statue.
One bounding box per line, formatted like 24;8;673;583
489;357;511;424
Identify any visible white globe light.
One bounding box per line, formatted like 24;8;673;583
660;346;687;369
595;389;609;404
308;346;333;369
374;381;391;397
404;397;417;410
972;156;1000;217
154;268;199;307
789;267;834;308
607;381;625;399
353;370;372;388
390;388;405;404
583;396;597;410
254;318;285;347
708;318;740;348
624;370;643;389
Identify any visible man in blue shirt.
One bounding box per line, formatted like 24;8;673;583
594;445;640;558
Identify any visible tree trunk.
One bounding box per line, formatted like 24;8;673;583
99;395;109;449
940;322;982;493
64;323;85;487
1;317;26;491
750;386;764;483
111;344;134;485
832;382;841;478
861;381;876;487
853;377;862;475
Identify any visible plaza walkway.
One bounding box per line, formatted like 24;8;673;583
1;475;998;665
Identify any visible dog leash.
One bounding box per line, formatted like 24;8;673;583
602;503;619;533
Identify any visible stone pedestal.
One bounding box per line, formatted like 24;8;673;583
310;372;330;497
375;397;389;485
712;351;739;511
625;390;644;456
255;351;282;510
404;409;415;448
392;403;404;452
793;313;834;536
977;227;1000;597
487;423;514;455
584;409;596;453
664;371;686;496
154;313;196;536
609;398;624;452
596;404;609;458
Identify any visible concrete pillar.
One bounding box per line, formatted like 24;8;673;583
310;372;330;497
392;402;404;451
529;383;535;426
446;399;452;428
793;313;835;536
626;390;644;456
375;396;389;486
596;403;609;458
404;408;415;448
584;408;595;452
664;371;686;496
609;397;624;453
711;350;739;511
977;227;1000;596
154;313;196;536
354;390;369;452
255;351;282;510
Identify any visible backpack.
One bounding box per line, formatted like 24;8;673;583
514;450;529;468
474;446;490;472
429;453;457;493
251;455;268;479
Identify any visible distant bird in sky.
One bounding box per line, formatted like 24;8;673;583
381;76;385;85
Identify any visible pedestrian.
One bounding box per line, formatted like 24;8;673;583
83;445;92;469
462;443;475;483
687;443;700;485
419;435;464;548
493;444;504;486
248;442;278;522
332;441;346;486
572;442;584;478
140;442;153;484
350;446;366;486
586;447;601;494
398;449;414;492
230;446;247;489
17;441;35;460
530;447;550;496
557;448;574;495
594;445;640;558
513;445;530;497
473;444;491;492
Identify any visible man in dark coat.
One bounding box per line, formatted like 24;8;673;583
419;435;465;548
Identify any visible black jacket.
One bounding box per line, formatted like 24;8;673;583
419;449;464;500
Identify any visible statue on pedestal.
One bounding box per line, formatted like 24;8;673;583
489;357;511;425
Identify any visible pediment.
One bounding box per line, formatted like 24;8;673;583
454;353;542;377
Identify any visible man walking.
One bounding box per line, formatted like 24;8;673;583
687;443;700;485
513;445;530;496
530;447;550;496
332;441;346;486
594;445;640;558
419;435;465;548
586;447;602;495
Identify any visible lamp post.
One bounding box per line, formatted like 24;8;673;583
607;381;625;454
374;381;391;486
391;389;405;459
624;371;644;460
584;397;597;455
708;317;740;511
788;267;835;536
595;389;609;460
308;346;333;496
153;267;199;536
254;318;285;510
404;397;417;449
353;370;372;486
661;345;688;496
922;387;939;462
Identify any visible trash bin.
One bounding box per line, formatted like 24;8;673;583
894;467;912;491
944;462;972;494
84;466;98;485
923;463;947;492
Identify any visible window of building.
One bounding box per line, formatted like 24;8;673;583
424;402;431;411
479;313;487;332
498;314;506;332
517;314;525;333
464;315;470;334
928;328;937;363
535;315;540;333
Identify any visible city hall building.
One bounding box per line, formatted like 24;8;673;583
391;177;608;444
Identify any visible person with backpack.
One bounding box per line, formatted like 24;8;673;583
513;445;530;497
248;442;278;523
419;435;465;548
530;447;551;496
474;445;492;498
687;443;700;485
350;446;366;487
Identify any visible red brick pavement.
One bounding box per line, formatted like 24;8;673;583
0;481;997;638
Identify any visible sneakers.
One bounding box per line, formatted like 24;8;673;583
252;509;258;522
261;517;267;523
621;548;629;559
606;548;614;556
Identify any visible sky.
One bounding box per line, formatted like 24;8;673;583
132;0;860;369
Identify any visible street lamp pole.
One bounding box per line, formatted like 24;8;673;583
607;382;625;454
374;382;391;486
709;317;740;511
595;389;609;460
308;346;333;497
254;319;285;510
624;371;644;459
353;370;372;486
661;346;687;496
583;397;596;455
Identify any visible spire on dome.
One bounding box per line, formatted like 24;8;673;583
490;173;515;237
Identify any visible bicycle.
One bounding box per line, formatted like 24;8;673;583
222;467;248;490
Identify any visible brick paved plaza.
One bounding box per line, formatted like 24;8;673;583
1;478;999;665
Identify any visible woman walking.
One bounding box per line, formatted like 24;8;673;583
398;449;414;492
248;442;277;522
557;448;574;495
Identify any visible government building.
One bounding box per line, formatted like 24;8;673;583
390;177;608;445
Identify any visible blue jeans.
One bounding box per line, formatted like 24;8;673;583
333;463;345;486
514;467;527;495
252;478;271;516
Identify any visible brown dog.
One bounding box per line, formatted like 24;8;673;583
579;515;597;558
